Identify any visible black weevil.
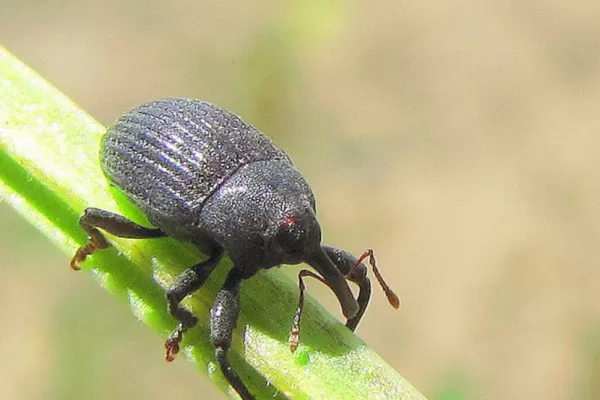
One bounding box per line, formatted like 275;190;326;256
70;98;399;399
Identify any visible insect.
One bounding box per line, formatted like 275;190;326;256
70;98;399;399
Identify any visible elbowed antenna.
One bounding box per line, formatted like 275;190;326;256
307;247;359;319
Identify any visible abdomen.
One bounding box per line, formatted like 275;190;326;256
100;98;291;225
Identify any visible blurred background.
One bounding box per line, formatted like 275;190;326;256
2;1;600;399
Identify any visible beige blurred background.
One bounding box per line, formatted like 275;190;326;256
2;1;600;399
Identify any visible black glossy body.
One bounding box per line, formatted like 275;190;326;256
102;99;289;254
71;98;395;400
101;99;357;309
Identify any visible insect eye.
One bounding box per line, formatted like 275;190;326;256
274;216;306;257
282;216;297;228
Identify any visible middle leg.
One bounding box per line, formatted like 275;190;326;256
165;246;224;361
210;268;253;400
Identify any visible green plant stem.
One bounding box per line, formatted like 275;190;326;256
0;46;426;400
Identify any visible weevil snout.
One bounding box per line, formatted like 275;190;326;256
307;248;360;319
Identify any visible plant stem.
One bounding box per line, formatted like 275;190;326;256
0;46;427;400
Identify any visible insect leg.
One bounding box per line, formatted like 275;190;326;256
322;246;371;330
211;268;253;400
288;269;327;352
323;246;399;331
164;247;223;361
70;207;166;270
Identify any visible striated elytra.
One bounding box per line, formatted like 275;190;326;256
70;98;399;400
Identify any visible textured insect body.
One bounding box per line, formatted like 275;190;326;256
71;98;398;400
102;100;288;250
199;160;318;274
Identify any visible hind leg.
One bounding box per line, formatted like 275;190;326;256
70;207;166;270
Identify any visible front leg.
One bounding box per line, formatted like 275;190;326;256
324;246;399;330
288;246;372;352
288;246;399;352
288;269;328;352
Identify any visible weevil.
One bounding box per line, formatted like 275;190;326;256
70;98;399;399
